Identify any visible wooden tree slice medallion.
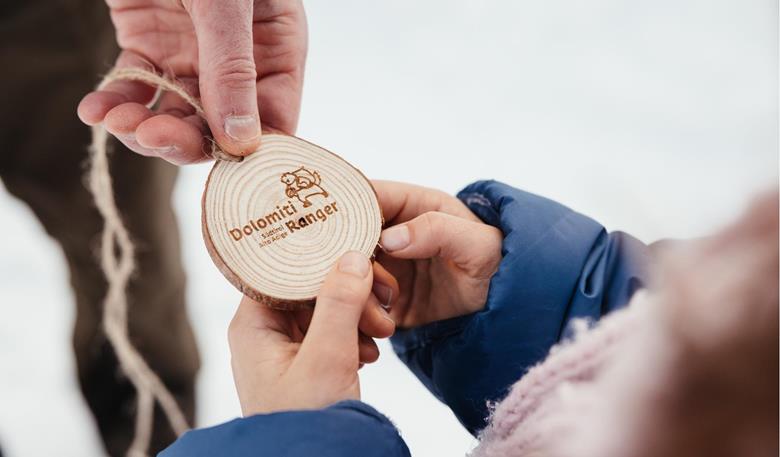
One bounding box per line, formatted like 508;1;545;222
202;134;382;309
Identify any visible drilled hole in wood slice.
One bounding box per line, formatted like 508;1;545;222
202;134;382;309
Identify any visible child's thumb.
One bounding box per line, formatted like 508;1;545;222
297;251;373;374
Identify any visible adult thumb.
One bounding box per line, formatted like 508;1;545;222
187;0;261;156
297;251;373;373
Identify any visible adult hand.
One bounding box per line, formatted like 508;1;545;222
372;181;503;328
228;252;396;416
78;0;307;164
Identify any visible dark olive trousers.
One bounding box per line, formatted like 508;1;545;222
0;1;199;455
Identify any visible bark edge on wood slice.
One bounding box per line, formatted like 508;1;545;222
201;134;383;309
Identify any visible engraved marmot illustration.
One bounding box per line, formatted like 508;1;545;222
280;166;329;208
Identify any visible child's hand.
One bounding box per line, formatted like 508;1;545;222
228;251;395;416
373;181;503;328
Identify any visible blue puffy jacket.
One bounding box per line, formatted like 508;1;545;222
161;180;651;457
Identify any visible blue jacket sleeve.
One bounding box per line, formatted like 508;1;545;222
390;180;652;435
159;400;410;457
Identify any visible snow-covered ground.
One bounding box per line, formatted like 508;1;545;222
0;1;776;455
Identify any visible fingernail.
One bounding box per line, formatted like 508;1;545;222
224;115;260;142
153;145;179;156
380;225;410;252
376;300;395;325
372;283;393;311
119;133;137;145
338;251;370;277
119;133;142;151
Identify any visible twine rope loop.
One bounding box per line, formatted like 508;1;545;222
88;67;243;456
99;67;244;163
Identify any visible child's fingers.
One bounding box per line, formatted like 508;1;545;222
380;211;503;277
357;293;395;339
371;261;399;309
295;265;394;350
374;252;415;324
372;180;480;225
295;296;394;343
358;333;379;364
356;262;397;338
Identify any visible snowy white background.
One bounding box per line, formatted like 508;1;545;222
0;1;777;456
